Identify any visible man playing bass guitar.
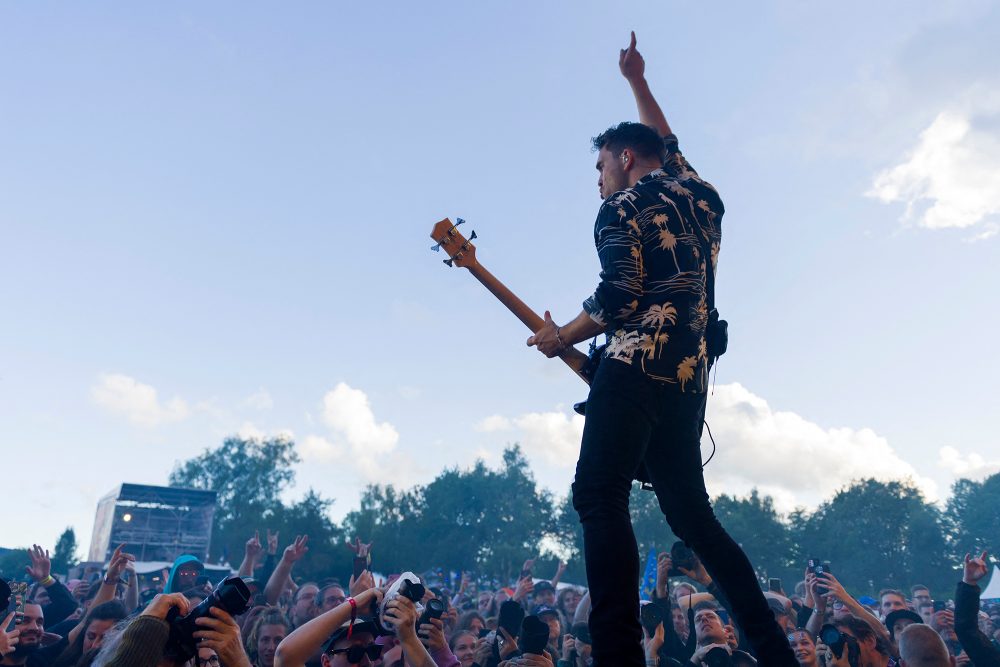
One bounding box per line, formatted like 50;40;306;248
527;33;796;667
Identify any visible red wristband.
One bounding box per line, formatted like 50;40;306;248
346;597;357;639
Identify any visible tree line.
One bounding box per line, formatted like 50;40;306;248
4;436;996;601
169;436;998;599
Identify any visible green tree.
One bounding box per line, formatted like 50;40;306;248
0;548;29;580
51;528;80;575
797;478;952;597
714;490;796;584
946;473;1000;561
169;436;344;576
342;445;558;581
272;490;350;583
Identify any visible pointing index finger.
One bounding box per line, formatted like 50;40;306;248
629;31;637;51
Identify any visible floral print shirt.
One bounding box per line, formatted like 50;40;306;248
582;135;723;393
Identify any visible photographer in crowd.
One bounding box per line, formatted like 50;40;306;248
274;584;435;667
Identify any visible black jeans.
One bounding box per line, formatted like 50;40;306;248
572;360;797;667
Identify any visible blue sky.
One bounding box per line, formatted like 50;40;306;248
2;1;999;559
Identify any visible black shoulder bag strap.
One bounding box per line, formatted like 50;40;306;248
694;224;728;360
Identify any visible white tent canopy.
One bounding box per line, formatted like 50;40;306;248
980;565;1000;600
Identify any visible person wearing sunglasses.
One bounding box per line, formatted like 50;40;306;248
274;586;437;667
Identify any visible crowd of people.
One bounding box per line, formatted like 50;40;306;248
1;532;998;667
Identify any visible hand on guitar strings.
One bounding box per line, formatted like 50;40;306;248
526;311;565;358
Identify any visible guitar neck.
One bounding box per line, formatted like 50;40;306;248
466;261;591;384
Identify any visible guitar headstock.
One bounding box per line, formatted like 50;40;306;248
430;217;478;268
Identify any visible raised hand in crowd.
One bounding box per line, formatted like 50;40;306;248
348;569;374;597
72;581;91;602
815;641;851;667
644;620;665;664
689;642;731;666
963;550;989;586
497;628;520;661
266;529;279;555
561;634;576;663
0;612;20;657
25;544;52;583
106;543;135;584
513;575;534;603
284;535;309;563
84;542;136;621
382;596;436;667
417;616;447;653
473;633;495;667
142;592;191;620
264;535;309;605
239;531;263;577
676;555;712;588
193;607;252;667
656;552;672;598
346;536;373;559
551;561;567;588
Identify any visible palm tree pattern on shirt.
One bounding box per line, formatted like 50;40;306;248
582;134;723;393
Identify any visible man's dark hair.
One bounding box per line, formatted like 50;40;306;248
592;121;666;163
836;615;891;657
911;584;929;595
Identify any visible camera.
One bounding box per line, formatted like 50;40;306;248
703;646;732;667
819;624;860;667
640;602;664;636
379;572;427;636
667;541;698;577
165;576;253;662
418;598;445;627
571;621;591;646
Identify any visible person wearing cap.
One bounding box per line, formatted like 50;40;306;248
533;605;563;657
274;586;436;667
885;609;923;646
532;582;557;610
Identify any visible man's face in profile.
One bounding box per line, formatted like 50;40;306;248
597;147;628;200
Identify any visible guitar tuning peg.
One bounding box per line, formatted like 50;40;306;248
431;243;442;252
443;258;454;267
456;218;466;226
469;230;477;241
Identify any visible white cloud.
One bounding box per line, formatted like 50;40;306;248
236;421;294;442
868;93;1000;236
477;383;936;513
703;383;938;511
938;446;1000;480
243;388;274;411
319;383;410;483
477;411;584;467
476;415;513;432
90;373;189;427
299;435;344;463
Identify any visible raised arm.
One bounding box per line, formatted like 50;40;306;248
274;588;382;667
264;535;308;605
620;31;671;138
237;532;262;578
